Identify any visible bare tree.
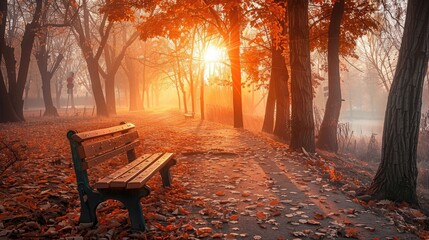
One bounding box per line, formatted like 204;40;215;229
0;0;43;122
62;0;110;116
366;0;429;205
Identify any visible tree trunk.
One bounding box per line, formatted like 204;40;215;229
124;55;143;111
317;0;345;152
262;69;276;133
228;4;243;128
200;65;205;120
105;76;116;114
180;82;188;114
86;56;109;116
189;29;196;114
146;82;150;108
24;81;30;109
36;38;63;116
4;0;43;121
273;47;290;141
35;0;63;117
0;77;20;122
70;0;112;117
41;76;59;116
190;79;195;114
0;1;20;122
141;63;146;110
176;55;187;113
175;79;181;110
367;0;429;205
103;31;138;114
128;75;142;111
4;46;17;95
288;0;315;153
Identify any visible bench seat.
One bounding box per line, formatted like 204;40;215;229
95;153;175;189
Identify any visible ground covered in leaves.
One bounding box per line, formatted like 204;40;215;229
0;109;427;239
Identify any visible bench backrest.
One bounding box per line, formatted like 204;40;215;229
67;122;140;187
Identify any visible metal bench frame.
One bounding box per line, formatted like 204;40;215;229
67;122;176;231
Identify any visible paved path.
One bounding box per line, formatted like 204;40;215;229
136;109;418;239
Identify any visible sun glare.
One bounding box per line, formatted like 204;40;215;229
204;45;223;63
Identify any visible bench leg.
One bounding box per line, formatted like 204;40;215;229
122;196;146;231
77;185;104;226
97;187;150;231
160;168;172;187
160;159;176;187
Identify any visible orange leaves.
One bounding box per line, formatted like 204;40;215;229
215;191;225;196
241;192;250;197
178;207;189;215
345;228;359;238
99;0;136;22
229;214;239;221
152;222;165;231
196;227;213;237
211;233;223;238
165;224;177;231
256;211;268;220
182;223;194;232
407;208;426;218
309;0;378;58
3;108;428;240
314;213;325;220
306;219;321;225
328;166;343;181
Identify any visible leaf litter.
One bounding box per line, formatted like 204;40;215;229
0;111;424;239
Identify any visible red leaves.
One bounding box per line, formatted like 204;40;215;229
99;0;136;22
215;191;225;196
196;227;213;237
180;207;189;215
241;192;250;197
345;228;359;238
1;109;426;240
256;211;268;220
327;166;343;181
314;213;325;220
165;224;177;231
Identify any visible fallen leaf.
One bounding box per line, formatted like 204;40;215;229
256;211;267;220
307;220;320;225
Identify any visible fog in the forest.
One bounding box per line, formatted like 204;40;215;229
21;47;398;137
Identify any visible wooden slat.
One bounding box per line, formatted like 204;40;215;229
78;131;139;158
94;154;152;189
109;153;163;188
72;123;135;142
83;140;140;169
127;153;174;189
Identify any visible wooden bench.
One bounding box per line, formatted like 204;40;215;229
184;113;194;119
67;122;176;231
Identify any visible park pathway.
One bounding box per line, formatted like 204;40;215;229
132;109;418;239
